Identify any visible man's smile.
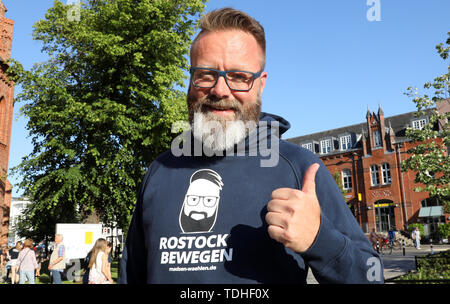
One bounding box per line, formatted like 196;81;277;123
203;104;236;117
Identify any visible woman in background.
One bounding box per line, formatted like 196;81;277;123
8;241;22;284
88;238;113;284
17;239;38;284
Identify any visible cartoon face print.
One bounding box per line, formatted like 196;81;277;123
179;169;223;233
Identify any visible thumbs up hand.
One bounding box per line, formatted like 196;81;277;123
265;163;321;253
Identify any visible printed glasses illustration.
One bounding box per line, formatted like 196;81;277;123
186;195;219;207
190;67;263;92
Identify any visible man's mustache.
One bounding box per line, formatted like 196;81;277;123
194;95;243;113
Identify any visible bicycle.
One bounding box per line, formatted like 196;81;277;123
380;237;402;255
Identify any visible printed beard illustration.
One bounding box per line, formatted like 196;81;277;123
179;169;224;233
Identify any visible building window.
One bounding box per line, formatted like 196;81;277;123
302;143;313;152
421;197;441;207
412;118;427;130
381;163;391;184
373;130;382;147
320;139;332;154
340;135;352;151
370;164;380;186
342;169;352;190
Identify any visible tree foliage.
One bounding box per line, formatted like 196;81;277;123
8;0;206;240
402;32;450;213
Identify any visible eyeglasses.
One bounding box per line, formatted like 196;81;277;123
186;195;219;207
190;67;263;92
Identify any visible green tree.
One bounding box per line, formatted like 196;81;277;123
332;172;347;199
402;32;450;213
408;223;425;237
8;0;206;240
438;223;450;240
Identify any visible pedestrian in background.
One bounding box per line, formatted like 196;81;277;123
88;238;113;284
8;241;22;284
0;246;7;267
35;248;44;277
48;234;66;284
0;246;8;282
17;239;38;284
106;242;113;282
82;249;92;284
370;228;380;252
388;227;396;246
412;227;421;249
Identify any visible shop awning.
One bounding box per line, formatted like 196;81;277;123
418;206;444;217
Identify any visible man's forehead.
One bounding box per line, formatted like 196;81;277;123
190;29;263;68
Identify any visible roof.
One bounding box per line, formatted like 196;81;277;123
286;109;434;148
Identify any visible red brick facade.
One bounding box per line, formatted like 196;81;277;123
0;1;14;248
288;103;449;236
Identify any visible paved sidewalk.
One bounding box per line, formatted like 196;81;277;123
382;244;449;281
306;244;450;284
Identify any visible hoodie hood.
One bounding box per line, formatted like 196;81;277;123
259;112;291;136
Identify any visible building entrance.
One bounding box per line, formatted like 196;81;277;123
374;200;395;232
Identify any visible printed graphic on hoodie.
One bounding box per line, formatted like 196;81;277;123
159;169;232;270
179;169;223;233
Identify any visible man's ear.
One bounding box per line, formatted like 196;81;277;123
258;71;267;95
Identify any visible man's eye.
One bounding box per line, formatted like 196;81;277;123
197;71;216;79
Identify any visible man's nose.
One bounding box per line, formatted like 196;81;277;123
210;75;231;99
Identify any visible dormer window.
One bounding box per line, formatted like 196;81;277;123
412;118;427;130
340;135;352;151
302;143;313;152
320;139;332;154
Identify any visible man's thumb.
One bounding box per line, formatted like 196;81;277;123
302;163;320;194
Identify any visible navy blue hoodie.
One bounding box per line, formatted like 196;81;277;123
119;113;383;284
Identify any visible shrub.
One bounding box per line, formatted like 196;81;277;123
408;223;425;237
438;223;450;240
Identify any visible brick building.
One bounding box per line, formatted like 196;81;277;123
0;0;14;248
287;103;449;238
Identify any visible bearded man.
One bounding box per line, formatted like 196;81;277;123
119;7;383;284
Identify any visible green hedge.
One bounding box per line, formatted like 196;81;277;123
392;250;450;283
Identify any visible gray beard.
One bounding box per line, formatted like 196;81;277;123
191;112;251;152
187;90;261;152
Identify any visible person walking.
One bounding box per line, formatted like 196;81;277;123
388;227;396;246
412;227;421;249
370;228;381;252
17;239;38;284
8;241;22;284
0;246;8;282
106;242;113;282
48;234;66;284
82;249;92;284
35;248;44;277
88;238;113;284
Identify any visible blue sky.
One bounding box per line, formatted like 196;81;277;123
5;0;450;196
